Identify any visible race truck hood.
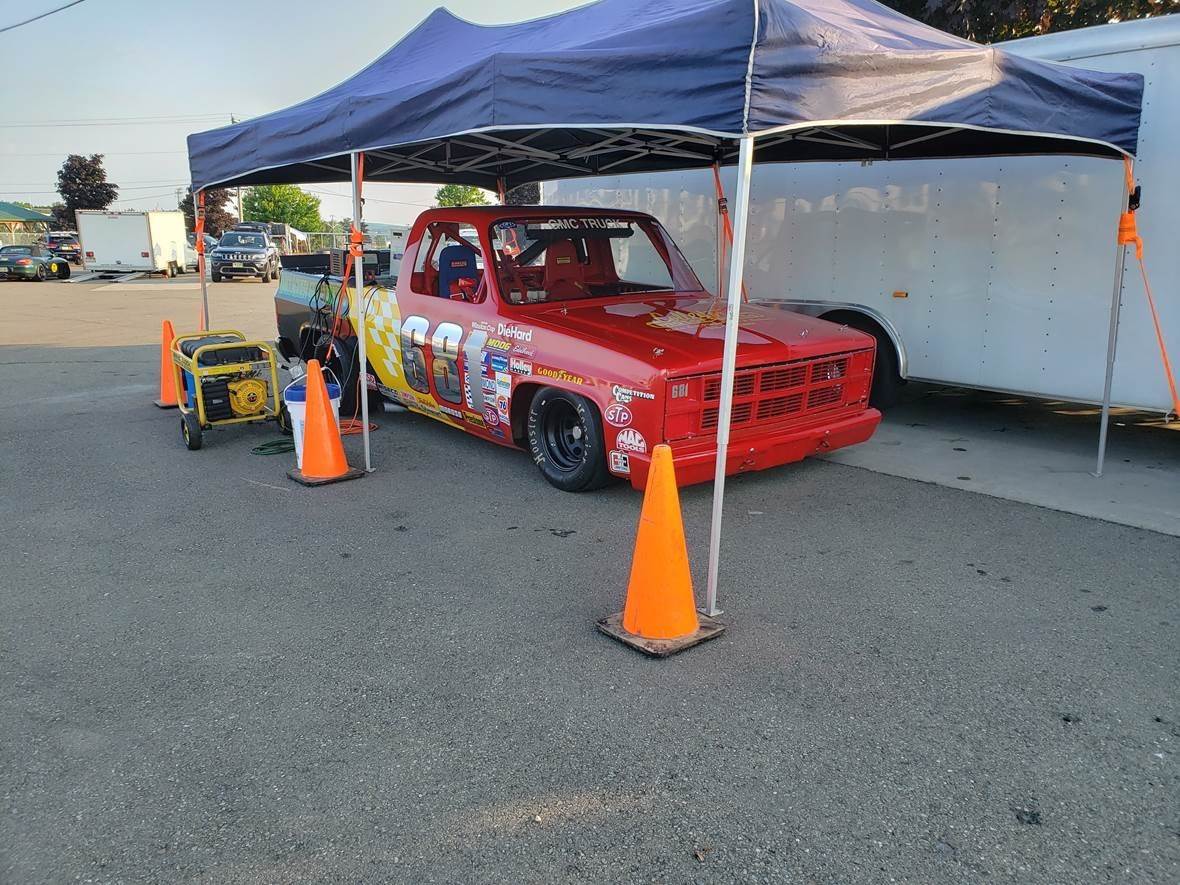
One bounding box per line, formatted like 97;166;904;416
525;295;874;374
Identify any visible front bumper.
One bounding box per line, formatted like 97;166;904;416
213;260;267;277
622;408;882;490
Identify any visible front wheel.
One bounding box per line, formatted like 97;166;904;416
57;262;71;280
181;413;203;450
526;387;611;492
211;271;222;283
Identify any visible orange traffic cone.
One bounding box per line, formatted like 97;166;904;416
287;359;364;487
153;319;178;408
597;444;724;656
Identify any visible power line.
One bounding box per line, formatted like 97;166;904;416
1;150;188;157
0;113;242;129
0;0;86;34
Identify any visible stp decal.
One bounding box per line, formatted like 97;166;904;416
483;405;501;426
604;403;632;428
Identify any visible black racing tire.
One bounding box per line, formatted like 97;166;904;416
57;262;70;280
34;264;47;282
181;413;203;450
526;386;611;492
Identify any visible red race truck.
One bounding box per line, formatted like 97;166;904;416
276;206;880;491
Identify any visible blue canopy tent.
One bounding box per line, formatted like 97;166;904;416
189;0;1143;614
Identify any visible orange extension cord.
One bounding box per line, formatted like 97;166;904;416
1119;157;1180;418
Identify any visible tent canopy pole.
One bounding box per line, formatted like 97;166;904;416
192;188;210;327
351;151;373;473
704;134;756;617
1094;159;1133;477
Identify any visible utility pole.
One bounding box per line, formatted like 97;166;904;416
231;114;244;221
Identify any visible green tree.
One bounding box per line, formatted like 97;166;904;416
241;184;324;231
884;0;1163;44
434;184;490;208
505;183;540;206
54;154;118;231
179;186;237;238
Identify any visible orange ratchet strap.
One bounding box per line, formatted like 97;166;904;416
1119;157;1179;418
712;162;749;303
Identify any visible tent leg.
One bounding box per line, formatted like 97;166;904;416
192;188;210;328
1094;165;1132;478
703;134;755;617
351;152;373;473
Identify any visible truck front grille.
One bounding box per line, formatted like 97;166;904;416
685;354;854;437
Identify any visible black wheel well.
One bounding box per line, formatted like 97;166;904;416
510;382;602;448
820;309;898;361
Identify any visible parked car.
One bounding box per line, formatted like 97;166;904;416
40;232;83;265
0;244;72;280
184;233;218;269
210;230;279;282
276;205;880;491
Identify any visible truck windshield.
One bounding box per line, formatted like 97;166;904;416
219;233;265;248
489;215;705;304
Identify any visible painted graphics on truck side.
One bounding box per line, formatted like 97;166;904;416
276;205;881;491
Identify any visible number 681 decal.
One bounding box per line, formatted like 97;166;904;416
399;316;477;408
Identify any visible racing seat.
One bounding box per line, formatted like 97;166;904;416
437;244;480;298
544;239;588;299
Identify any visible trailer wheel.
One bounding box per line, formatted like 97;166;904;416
527;387;611;492
181;413;203;450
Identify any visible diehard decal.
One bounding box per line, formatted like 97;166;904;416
604;403;632;428
615;428;647;453
496;323;533;342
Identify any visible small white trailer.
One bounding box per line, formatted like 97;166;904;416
545;16;1180;428
76;210;189;276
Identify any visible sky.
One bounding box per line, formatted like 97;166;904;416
0;0;588;226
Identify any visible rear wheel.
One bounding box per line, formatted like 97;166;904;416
34;264;47;282
527;387;611;492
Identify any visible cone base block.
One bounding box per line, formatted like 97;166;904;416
287;466;365;487
596;612;725;657
153;400;178;409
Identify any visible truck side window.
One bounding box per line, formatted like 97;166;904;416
409;222;485;302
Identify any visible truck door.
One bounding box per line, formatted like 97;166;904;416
395;220;497;430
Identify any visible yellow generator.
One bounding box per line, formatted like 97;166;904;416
171;330;286;449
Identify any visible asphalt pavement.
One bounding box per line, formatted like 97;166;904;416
0;280;1177;883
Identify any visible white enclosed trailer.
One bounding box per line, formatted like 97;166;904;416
76;210;188;276
545;15;1180;417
